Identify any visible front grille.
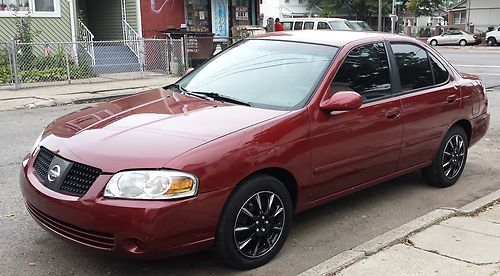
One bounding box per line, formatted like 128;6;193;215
60;163;101;196
26;201;115;250
33;147;54;183
33;147;102;197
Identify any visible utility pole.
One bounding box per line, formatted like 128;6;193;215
378;0;382;31
391;0;396;33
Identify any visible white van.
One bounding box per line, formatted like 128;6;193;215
281;18;354;31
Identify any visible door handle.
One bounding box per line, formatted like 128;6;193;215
385;109;400;120
447;94;458;104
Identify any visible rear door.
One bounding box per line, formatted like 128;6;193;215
388;43;460;170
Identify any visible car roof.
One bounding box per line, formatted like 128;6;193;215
282;17;347;22
251;30;415;47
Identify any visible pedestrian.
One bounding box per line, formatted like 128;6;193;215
266;17;275;32
274;18;285;31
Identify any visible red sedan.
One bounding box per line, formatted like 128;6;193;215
20;31;489;269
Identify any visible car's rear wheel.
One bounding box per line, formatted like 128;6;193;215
430;40;438;46
214;174;292;269
487;37;497;46
422;126;468;188
459;39;467;46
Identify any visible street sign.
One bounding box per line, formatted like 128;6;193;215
395;1;403;5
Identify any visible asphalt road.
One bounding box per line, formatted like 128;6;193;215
0;47;499;276
436;46;500;89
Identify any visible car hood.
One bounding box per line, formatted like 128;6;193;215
41;88;288;172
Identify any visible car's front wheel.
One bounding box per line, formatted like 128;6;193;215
214;174;293;269
422;126;468;188
459;39;467;46
430;39;438;46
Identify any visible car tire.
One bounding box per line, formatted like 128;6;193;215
214;174;293;269
487;37;497;46
430;40;438;46
422;126;468;188
459;39;467;46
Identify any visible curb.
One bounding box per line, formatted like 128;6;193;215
298;188;500;276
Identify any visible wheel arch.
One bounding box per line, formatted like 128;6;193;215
451;119;472;144
238;167;298;211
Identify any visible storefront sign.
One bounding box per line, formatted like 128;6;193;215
235;6;248;21
211;0;229;38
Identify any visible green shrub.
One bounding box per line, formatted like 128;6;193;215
19;67;66;83
0;65;11;84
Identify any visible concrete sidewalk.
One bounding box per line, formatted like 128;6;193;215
0;76;179;111
301;190;500;276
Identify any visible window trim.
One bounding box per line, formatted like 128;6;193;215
0;0;61;18
389;42;451;96
330;41;394;104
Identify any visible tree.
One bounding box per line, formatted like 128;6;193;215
406;0;444;16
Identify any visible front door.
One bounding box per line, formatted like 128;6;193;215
309;42;403;200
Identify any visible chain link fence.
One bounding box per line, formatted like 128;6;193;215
0;37;241;89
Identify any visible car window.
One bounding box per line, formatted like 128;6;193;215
329;21;352;30
304;22;314;30
331;43;391;101
317;22;331;29
293;22;303;30
282;22;292;31
429;54;450;85
391;43;433;92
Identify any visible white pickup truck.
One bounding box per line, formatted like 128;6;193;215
486;26;500;46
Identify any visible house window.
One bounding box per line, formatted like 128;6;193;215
298;0;303;3
453;11;466;24
285;0;289;3
0;0;60;17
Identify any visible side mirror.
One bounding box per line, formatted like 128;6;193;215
184;67;194;76
319;91;362;113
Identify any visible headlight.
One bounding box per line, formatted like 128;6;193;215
103;170;198;200
31;131;43;155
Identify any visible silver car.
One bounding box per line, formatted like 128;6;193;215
427;30;481;46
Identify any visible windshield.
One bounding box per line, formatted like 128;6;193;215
177;40;338;110
351;21;372;31
329;21;353;30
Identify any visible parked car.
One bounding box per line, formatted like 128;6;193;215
485;26;500;46
282;18;354;31
349;20;373;31
427;30;481;46
21;30;489;270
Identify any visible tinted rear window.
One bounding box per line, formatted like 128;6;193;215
391;43;433;92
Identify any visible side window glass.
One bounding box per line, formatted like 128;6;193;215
293;22;303;30
304;22;314;30
282;22;292;31
391;43;433;92
429;54;449;84
317;22;331;29
331;43;391;101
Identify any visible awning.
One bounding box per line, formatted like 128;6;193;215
281;5;320;17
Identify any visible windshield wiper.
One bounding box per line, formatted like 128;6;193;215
186;91;252;107
165;85;252;106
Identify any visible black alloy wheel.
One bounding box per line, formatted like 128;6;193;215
214;175;292;269
422;126;468;188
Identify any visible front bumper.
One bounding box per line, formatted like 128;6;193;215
20;151;231;258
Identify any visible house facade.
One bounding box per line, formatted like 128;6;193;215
259;0;319;25
0;0;261;43
448;0;500;33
